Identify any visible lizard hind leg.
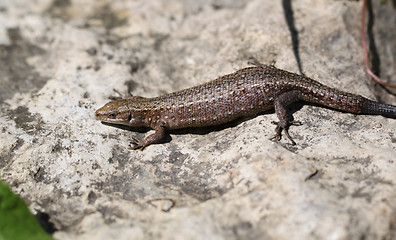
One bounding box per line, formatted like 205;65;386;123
271;90;303;145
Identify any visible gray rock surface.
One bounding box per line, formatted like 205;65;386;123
1;0;396;239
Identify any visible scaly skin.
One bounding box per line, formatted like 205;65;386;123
95;63;396;149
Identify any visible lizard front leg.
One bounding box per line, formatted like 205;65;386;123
131;126;166;150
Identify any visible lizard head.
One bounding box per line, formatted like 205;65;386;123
95;99;132;126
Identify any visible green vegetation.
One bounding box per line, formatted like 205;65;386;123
0;180;54;240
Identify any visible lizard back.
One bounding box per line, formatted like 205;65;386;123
126;65;365;129
96;64;396;149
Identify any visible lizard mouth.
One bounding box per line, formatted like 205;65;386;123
99;119;127;126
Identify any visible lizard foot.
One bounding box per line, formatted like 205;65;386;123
270;120;302;145
110;89;144;100
130;127;165;150
130;137;145;150
109;89;127;100
248;57;276;68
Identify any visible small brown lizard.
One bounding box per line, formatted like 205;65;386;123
95;61;396;150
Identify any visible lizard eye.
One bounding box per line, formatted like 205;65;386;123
108;113;116;119
128;114;132;122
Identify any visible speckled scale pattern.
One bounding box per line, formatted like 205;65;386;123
125;65;366;129
95;64;396;149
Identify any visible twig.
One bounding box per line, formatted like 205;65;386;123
361;0;396;89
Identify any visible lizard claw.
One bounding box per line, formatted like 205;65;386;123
108;89;124;100
271;120;302;126
130;127;166;150
109;89;139;100
130;137;145;150
270;120;302;145
248;57;276;68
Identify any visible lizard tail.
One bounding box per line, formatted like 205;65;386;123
361;99;396;118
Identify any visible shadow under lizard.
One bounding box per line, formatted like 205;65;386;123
95;61;396;150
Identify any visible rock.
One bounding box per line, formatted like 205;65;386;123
0;0;395;239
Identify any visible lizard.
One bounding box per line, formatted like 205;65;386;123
95;61;396;150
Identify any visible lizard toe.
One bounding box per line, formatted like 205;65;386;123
270;121;298;145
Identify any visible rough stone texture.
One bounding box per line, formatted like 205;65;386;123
1;0;396;239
